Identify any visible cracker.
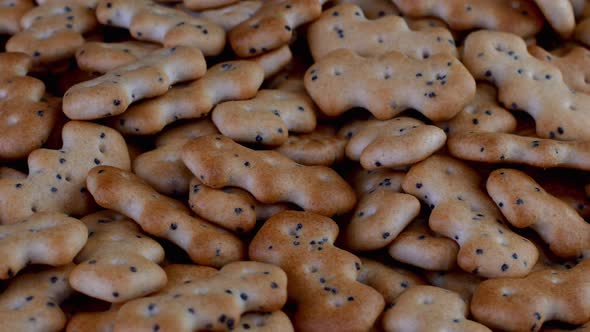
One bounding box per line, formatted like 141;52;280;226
388;217;459;271
402;154;539;277
304;49;475;121
75;41;159;74
96;0;226;56
6;0;98;65
275;125;347;166
63;46;206;120
0;52;32;79
0;0;34;35
183;0;239;11
178;0;262;31
112;60;263;135
70;210;167;302
425;270;484;306
0;212;87;279
228;0;322;57
211;89;317;146
463;30;590;141
331;0;399;19
189;178;289;233
0;264;75;332
133;119;219;196
343;190;420;251
340;117;446;169
0;121;130;224
487;169;590;259
448;131;590;171
114;261;287;331
534;0;575;38
251;45;292;79
87;166;246;267
308;4;457;61
435;83;517;136
529;45;590;94
383;285;491;331
182;135;357;216
392;0;544;37
0;76;60;160
471;260;590;332
357;258;425;305
249;211;385;331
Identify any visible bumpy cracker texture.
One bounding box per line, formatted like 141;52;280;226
75;41;159;74
487;169;590;258
463;30;590;141
304;49;475;121
529;45;590;94
471;260;590;332
357;258;425;304
0;264;75;332
182;135;357;216
403;155;539;278
341;117;446;169
70;211;167;303
0;0;33;35
229;0;322;57
183;0;239;11
383;285;491;332
180;0;262;31
275;125;347;166
212;89;317;146
331;0;399;19
0;52;32;79
114;261;287;332
425;270;484;305
6;1;97;65
343;190;420;251
0;121;130;224
113;60;263;135
0;76;60;160
350;168;405;196
435;83;517;136
96;0;226;56
0;212;86;280
87;166;245;267
308;4;457;61
534;0;575;38
388;218;459;271
251;45;292;79
189;178;288;233
63;46;206;120
234;311;294;332
249;211;385;332
133;119;219;196
66;304;120;332
392;0;544;37
448;132;590;171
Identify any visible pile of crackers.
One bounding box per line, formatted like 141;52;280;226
1;0;590;331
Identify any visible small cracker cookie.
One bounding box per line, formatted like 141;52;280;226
114;261;287;331
70;210;167;303
463;30;590;141
304;49;475;121
75;41;159;74
87;166;246;267
0;212;87;279
308;4;457;61
182;135;357;216
0;264;75;332
392;0;544;37
0;121;131;224
249;211;385;332
383;285;491;332
64;46;206;120
113;60;263;135
402;154;539;278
